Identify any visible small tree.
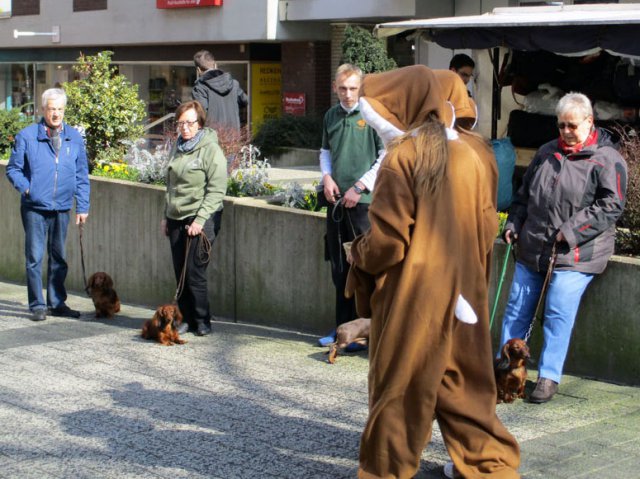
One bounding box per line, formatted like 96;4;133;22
341;25;397;74
0;107;31;159
64;51;146;167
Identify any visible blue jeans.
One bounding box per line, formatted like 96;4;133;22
499;261;594;383
21;206;71;311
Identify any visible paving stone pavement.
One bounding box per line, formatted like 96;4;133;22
0;280;638;479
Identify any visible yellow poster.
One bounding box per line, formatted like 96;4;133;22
251;63;281;129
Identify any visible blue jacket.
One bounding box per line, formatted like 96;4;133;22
6;120;90;213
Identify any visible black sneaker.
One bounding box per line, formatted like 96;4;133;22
196;323;211;336
49;305;81;318
30;309;47;321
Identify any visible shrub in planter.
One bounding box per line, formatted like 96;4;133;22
0;107;31;159
614;127;640;256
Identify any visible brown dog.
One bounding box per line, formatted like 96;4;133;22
327;317;371;364
86;272;121;319
141;304;186;346
495;338;531;403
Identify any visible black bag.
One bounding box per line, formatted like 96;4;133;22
613;61;640;105
507;110;558;149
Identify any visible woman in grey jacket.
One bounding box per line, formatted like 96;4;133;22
501;93;627;403
162;100;227;336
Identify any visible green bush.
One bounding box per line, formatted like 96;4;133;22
0;107;32;159
342;25;397;74
64;51;146;168
252;114;322;159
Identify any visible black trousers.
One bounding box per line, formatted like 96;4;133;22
326;202;370;328
167;211;222;329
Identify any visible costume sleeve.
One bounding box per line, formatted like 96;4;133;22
74;136;90;214
560;148;628;248
195;143;228;226
350;159;416;275
6;130;30;194
192;85;209;112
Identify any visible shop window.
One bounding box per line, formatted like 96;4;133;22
12;0;40;16
73;0;107;12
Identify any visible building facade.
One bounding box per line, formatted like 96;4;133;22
0;0;512;130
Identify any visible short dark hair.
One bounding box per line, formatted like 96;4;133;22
175;100;207;128
194;50;216;71
449;53;475;70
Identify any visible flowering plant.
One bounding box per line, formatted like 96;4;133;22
91;161;139;182
227;145;278;197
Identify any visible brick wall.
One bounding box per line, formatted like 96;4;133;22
281;41;331;116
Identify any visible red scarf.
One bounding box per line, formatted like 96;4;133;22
558;128;598;155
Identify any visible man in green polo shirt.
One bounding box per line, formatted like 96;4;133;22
317;64;384;348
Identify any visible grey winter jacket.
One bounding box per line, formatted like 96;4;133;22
505;128;627;274
192;69;248;130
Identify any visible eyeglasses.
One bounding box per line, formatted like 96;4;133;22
557;118;588;131
176;120;198;129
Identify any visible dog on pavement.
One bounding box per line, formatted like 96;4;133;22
86;272;121;319
495;338;530;403
141;304;186;346
327;317;371;364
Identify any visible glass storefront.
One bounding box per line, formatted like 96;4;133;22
0;61;249;135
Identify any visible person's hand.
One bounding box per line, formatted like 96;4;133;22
504;229;517;244
556;231;566;243
187;221;203;237
342;186;361;208
76;214;88;225
323;175;341;204
160;219;168;237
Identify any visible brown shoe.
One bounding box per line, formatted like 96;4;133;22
529;377;558;403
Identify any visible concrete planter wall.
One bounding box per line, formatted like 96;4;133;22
1;161;638;385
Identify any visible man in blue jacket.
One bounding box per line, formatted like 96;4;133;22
6;88;90;321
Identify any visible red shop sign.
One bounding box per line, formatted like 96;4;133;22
157;0;223;8
283;92;306;116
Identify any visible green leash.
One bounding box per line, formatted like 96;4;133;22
490;241;512;329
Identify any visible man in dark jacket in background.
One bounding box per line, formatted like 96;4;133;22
6;88;90;322
192;50;248;130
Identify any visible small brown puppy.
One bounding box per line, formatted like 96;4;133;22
86;272;121;319
141;304;186;346
495;338;531;403
327;317;371;364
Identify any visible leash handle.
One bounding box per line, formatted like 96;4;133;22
489;241;513;329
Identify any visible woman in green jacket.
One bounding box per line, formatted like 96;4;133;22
162;100;227;336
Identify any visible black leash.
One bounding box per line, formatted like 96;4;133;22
524;242;558;343
331;197;357;273
174;229;212;302
79;223;90;296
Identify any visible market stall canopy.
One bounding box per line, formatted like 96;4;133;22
375;4;640;57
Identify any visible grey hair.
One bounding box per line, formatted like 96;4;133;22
555;92;593;119
41;88;67;109
335;63;363;82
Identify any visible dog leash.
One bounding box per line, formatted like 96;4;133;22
331;197;358;274
173;229;212;302
490;241;512;329
524;242;558;343
78;223;90;296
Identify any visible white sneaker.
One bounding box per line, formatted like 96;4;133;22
443;462;455;479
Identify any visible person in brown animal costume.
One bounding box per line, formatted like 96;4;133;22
345;65;520;479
